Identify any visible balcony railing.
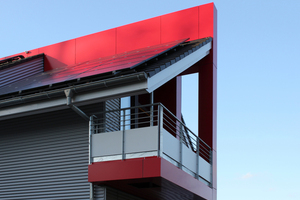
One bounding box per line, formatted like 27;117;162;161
89;103;212;184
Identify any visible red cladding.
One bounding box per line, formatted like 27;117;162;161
38;39;76;71
213;5;218;66
76;29;116;63
116;17;161;53
161;6;199;43
199;3;215;39
143;156;161;178
88;159;144;182
1;3;216;72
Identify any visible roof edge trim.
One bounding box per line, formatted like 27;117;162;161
146;41;211;93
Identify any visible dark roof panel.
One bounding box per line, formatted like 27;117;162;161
0;54;44;89
0;39;187;96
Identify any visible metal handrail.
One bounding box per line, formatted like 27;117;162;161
159;103;211;151
94;103;210;148
92;103;211;161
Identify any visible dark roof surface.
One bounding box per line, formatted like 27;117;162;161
0;37;212;100
0;39;187;97
0;54;44;71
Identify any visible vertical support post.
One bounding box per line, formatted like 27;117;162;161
150;92;154;126
122;109;126;160
157;105;163;157
176;76;182;141
89;116;94;200
210;149;213;188
196;138;200;179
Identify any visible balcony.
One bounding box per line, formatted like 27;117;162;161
88;103;212;186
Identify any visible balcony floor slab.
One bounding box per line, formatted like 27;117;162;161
88;156;212;200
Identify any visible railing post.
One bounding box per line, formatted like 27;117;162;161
122;109;126;160
150;92;154;126
89;116;94;165
179;125;183;169
89;116;94;200
157;105;163;157
196;138;200;179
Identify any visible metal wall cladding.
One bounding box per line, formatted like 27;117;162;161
0;97;142;199
0;104;98;199
0;56;43;88
105;98;121;132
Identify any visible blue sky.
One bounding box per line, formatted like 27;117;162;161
1;1;299;199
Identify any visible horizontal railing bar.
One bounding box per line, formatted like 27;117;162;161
92;103;161;115
159;104;211;150
91;102;211;162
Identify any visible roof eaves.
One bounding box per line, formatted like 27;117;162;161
145;37;212;92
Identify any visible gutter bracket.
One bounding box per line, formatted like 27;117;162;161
64;89;89;121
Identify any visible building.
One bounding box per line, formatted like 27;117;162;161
0;3;217;200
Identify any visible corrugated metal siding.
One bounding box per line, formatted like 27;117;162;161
105;99;121;132
0;106;93;199
94;185;106;200
0;56;43;88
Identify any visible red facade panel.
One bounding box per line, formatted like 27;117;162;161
161;6;199;43
116;17;161;54
198;3;215;39
213;5;218;67
38;39;76;71
143;156;161;178
75;29;117;64
89;159;144;182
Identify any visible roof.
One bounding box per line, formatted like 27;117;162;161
0;37;211;101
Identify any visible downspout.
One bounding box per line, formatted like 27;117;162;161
64;88;89;121
64;88;94;199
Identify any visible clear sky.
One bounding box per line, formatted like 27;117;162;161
1;0;299;199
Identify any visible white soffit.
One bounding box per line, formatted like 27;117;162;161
146;41;211;93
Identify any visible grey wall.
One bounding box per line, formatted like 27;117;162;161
0;104;100;199
0;100;143;199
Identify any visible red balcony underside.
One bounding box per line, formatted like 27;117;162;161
88;157;212;200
